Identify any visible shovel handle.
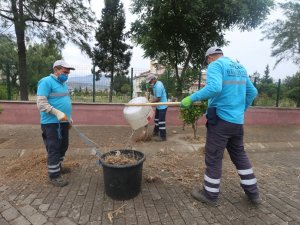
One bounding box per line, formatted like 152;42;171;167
124;101;202;107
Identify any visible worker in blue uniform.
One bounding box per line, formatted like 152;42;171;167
37;60;74;187
146;74;168;141
181;47;261;205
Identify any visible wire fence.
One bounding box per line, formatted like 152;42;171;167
0;64;148;103
0;63;299;107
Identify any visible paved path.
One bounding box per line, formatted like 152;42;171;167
0;125;300;225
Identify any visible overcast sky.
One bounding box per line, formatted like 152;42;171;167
63;0;299;80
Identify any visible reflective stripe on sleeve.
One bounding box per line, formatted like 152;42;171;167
49;92;69;97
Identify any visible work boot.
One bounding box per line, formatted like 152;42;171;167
60;165;71;174
153;136;166;142
248;195;262;205
191;187;217;206
49;176;68;187
152;132;159;137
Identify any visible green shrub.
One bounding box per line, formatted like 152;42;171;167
179;100;208;138
0;85;7;100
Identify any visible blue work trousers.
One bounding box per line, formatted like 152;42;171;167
153;108;167;138
203;115;260;201
41;123;69;179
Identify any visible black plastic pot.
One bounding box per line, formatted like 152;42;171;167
99;149;146;200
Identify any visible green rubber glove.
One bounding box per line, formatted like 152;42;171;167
180;96;192;109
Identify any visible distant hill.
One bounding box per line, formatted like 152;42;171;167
67;74;110;91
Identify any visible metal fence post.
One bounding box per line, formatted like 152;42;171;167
252;76;258;106
276;79;281;107
297;75;300;107
5;61;12;100
131;67;133;99
92;65;96;102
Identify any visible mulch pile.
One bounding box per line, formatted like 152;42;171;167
1;153;86;184
144;148;205;188
104;154;138;165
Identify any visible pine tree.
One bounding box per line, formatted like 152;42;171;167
261;64;273;84
92;0;132;102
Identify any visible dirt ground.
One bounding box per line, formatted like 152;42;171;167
0;124;205;156
0;124;207;187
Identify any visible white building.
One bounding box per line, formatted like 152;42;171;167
132;62;206;98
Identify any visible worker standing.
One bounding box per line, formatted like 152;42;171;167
146;74;168;142
181;47;261;205
36;60;74;187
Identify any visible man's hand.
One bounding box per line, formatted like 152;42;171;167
51;108;68;121
180;96;192;109
69;118;73;129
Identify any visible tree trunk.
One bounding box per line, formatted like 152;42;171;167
109;67;114;103
174;52;183;99
192;123;197;139
15;27;28;100
13;0;28;100
297;86;300;108
175;65;182;100
177;50;193;99
181;50;192;77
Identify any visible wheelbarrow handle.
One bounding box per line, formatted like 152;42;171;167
124;101;202;107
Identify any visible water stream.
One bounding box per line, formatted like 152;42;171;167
125;129;136;149
125;126;149;150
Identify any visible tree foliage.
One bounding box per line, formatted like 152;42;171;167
0;34;18;87
0;0;95;100
92;0;132;103
0;35;17;66
252;68;277;104
113;74;131;94
262;1;300;67
0;36;61;94
261;64;273;84
283;72;300;107
131;0;274;98
157;67;200;99
27;41;62;93
158;70;176;99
